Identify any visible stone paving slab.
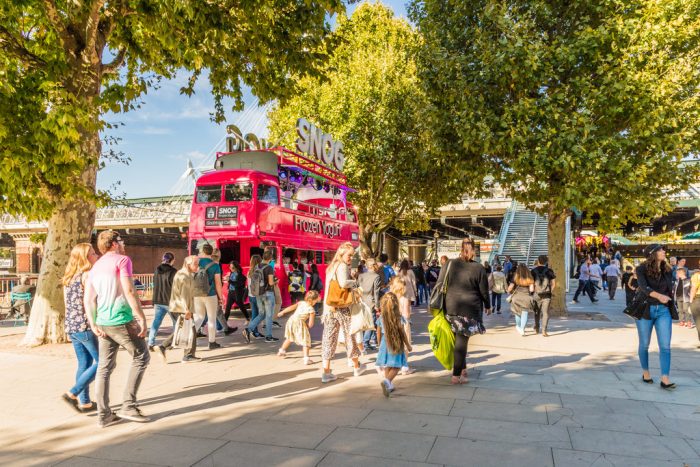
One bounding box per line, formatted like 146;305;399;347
458;417;572;449
568;427;698;461
450;399;549;424
359;409;463;436
317;427;436;462
317;452;441;467
191;440;326;467
428;436;554;466
220;419;336;449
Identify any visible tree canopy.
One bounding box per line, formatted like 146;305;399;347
412;0;700;311
268;2;466;257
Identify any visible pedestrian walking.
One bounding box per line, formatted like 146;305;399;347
376;292;412;397
604;259;621;300
531;255;556;336
320;242;364;383
358;259;382;351
508;264;534;336
308;263;323;315
397;259;417;305
589;258;604;293
61;243;99;413
413;261;428;306
84;230;150;427
689;270;700;347
572;257;597;303
426;259;440;294
434;238;490;385
193;244;226;349
488;265;507;314
277;290;318;365
390;276;415;375
148;252;177;350
634;244;677;389
156;255;202;363
674;268;692;327
224;260;250;324
622;266;635;306
243;250;278;343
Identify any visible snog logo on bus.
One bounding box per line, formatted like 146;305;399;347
294;215;342;239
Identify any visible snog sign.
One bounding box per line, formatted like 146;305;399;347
295;118;345;172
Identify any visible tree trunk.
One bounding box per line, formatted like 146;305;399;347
20;157;98;346
547;207;570;316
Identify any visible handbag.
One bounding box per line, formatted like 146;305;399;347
623;289;647;320
350;299;375;334
172;315;194;349
429;260;452;312
326;268;355;308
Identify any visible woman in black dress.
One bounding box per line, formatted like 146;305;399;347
225;260;250;324
435;238;491;384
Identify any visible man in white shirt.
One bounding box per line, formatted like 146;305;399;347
573;258;598;303
588;259;604;298
604;260;622;300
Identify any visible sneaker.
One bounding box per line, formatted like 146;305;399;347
347;359;353;368
156;345;167;363
98;413;122;428
208;342;222;350
381;379;391;398
117;406;150;423
321;372;338;383
353;364;367;377
272;321;281;328
401;367;416;375
303;357;314;365
224;326;238;336
252;331;265;339
265;336;279;343
242;328;251;344
181;355;202;363
496;311;502;314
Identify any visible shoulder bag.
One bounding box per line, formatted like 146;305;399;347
429;260;452;313
326;267;355;308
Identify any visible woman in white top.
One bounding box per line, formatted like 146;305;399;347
320;242;365;383
398;259;417;304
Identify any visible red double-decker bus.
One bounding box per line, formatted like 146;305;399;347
188;145;359;307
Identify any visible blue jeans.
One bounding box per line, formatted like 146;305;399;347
148;304;176;346
636;304;672;376
248;292;274;337
69;331;99;405
514;311;529;333
363;313;379;346
491;293;502;311
417;283;428;305
249;296;259;329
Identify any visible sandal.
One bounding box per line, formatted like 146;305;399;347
450;376;462;385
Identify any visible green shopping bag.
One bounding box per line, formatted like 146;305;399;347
428;310;455;370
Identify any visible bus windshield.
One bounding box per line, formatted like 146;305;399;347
225;182;253;202
196;185;221;203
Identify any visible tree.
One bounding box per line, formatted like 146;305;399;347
268;2;466;258
1;0;346;345
411;0;700;313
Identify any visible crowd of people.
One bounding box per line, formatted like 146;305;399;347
59;230;700;427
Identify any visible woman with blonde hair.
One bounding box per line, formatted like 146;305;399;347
156;255;201;363
320;242;364;383
62;243;100;413
390;276;415;375
507;263;535;336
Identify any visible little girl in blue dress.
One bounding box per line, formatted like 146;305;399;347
376;292;413;397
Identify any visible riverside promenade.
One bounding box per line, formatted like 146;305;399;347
1;293;699;467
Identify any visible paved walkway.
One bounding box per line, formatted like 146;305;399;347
1;291;699;467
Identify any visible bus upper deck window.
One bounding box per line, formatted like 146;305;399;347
225;182;253;202
196;185;222;203
257;184;279;205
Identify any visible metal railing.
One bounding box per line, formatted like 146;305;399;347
134;273;154;301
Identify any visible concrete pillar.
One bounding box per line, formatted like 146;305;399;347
408;240;427;264
383;234;399;264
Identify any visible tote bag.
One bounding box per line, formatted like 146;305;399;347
172;315;194;349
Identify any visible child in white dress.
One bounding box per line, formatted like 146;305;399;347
277;291;318;364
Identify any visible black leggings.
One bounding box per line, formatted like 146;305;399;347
225;291;250;321
453;333;470;377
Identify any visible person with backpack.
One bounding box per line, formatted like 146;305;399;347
242;250;278;343
488;265;507;314
193;244;224;350
378;253;395;294
288;261;306;304
531;255;556;336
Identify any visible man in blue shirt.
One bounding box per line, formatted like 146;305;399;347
194;244;224;349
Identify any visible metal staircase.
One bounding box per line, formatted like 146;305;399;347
495;202;549;267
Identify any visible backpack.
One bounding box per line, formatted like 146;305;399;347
532;268;551;297
288;269;305;293
193;261;215;297
249;265;268;297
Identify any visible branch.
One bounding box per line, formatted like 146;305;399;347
42;0;71;48
0;25;46;68
101;46;126;74
84;0;106;62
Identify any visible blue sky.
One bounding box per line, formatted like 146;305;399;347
99;0;409;199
